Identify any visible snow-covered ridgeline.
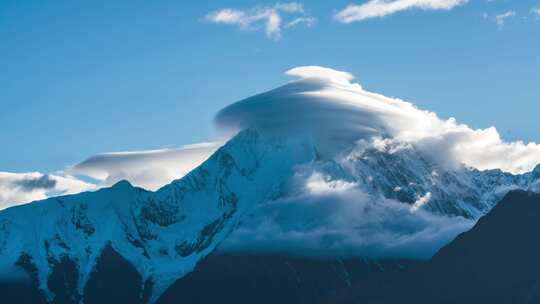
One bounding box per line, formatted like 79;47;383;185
0;130;316;302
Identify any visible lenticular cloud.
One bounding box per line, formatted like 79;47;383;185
71;142;221;190
215;66;540;174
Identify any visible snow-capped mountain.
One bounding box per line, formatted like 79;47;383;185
0;130;316;303
337;139;533;218
1;66;539;303
0;127;537;303
216;137;537;260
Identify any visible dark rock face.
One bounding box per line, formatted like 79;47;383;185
156;254;419;304
0;253;48;304
0;253;417;304
48;256;80;304
0;244;147;304
83;244;147;304
336;190;540;304
420;190;540;304
0;281;46;304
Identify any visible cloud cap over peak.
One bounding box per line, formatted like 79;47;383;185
285;66;356;86
215;66;540;174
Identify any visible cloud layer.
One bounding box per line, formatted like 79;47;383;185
215;66;540;174
0;143;220;209
70;142;220;190
0;172;95;209
205;2;315;40
335;0;468;23
219;174;474;259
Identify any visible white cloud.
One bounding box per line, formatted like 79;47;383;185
494;11;516;29
70;142;221;190
215;66;540;175
0;172;96;210
284;16;316;28
286;65;355;85
219;187;473;259
0;142;221;209
531;7;540;18
335;0;468;23
205;2;314;40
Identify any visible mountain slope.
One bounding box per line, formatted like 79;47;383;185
0;130;316;302
335;190;540;304
421;190;540;303
156;254;420;304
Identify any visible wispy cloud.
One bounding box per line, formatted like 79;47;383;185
531;7;540;18
335;0;468;23
205;2;315;40
494;11;516;29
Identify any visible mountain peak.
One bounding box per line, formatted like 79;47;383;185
112;179;133;189
0;128;318;303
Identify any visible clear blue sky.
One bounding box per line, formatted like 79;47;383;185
1;0;539;173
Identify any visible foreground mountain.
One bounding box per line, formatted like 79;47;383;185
334;190;540;304
420;190;540;303
157;254;420;304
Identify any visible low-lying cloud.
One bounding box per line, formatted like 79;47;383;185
335;0;468;23
219;182;474;259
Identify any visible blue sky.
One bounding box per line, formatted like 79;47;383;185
1;0;539;173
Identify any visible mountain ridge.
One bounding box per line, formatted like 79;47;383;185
0;128;538;303
0;129;317;302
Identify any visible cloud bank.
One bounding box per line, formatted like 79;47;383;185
215;66;540;174
70;142;220;190
335;0;468;23
205;2;315;40
219;176;474;259
0;172;96;209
